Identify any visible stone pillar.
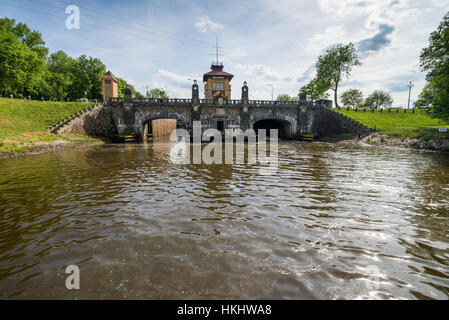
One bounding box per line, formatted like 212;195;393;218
240;81;250;131
191;80;201;136
191;80;199;105
241;81;249;104
298;90;307;106
121;84;135;136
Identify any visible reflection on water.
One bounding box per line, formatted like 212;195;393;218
0;141;448;299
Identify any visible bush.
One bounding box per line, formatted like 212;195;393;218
423;141;435;150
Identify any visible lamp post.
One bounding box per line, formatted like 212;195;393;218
266;84;274;101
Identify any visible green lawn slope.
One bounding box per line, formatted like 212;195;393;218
0;98;96;153
335;108;449;139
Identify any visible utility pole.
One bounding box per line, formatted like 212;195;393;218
267;84;274;101
407;81;414;109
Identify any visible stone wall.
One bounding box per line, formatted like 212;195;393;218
59;99;370;141
305;106;371;138
58;104;116;138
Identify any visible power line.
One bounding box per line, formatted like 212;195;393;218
8;0;211;51
0;1;206;55
48;0;212;48
25;0;285;67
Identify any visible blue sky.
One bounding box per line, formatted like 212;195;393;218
1;0;448;105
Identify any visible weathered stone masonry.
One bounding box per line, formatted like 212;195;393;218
60;83;370;141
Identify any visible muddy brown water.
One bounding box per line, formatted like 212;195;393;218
0;141;448;299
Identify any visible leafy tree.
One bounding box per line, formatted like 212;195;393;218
300;77;330;102
134;90;145;99
419;11;449;113
341;89;364;108
276;94;298;102
0;18;48;59
147;88;169;99
67;55;106;100
414;83;436;108
117;78;144;98
0;17;151;101
316;43;361;108
0;18;48;97
47;51;76;101
365;90;393;109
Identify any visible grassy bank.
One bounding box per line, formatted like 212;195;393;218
335;108;449;139
0;98;97;154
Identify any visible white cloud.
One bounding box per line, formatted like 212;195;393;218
234;63;292;82
305;25;348;56
149;69;193;98
194;16;224;33
318;0;419;27
225;47;247;61
432;0;449;8
318;0;373;18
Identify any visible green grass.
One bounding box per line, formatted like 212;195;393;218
335;108;449;139
0;98;95;153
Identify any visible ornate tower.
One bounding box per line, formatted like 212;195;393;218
203;63;234;101
203;40;233;102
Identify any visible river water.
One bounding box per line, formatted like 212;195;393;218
0;141;448;299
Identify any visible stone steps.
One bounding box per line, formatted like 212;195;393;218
326;107;371;133
47;104;99;134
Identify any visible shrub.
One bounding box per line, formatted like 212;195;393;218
423;141;435;149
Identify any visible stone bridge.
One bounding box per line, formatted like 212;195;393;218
101;82;370;141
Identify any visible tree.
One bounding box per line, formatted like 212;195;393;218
316;43;361;108
47;51;76;100
341;89;364;108
117;78;144;98
0;18;48;97
147;88;169;99
300;77;330;102
419;11;449;113
276;94;298;102
365;90;393;109
0;18;48;59
414;83;436;108
67;55;106;100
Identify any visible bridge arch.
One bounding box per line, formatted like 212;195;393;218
138;112;191;141
250;113;297;139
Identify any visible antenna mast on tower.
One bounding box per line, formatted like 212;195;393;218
210;37;224;65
